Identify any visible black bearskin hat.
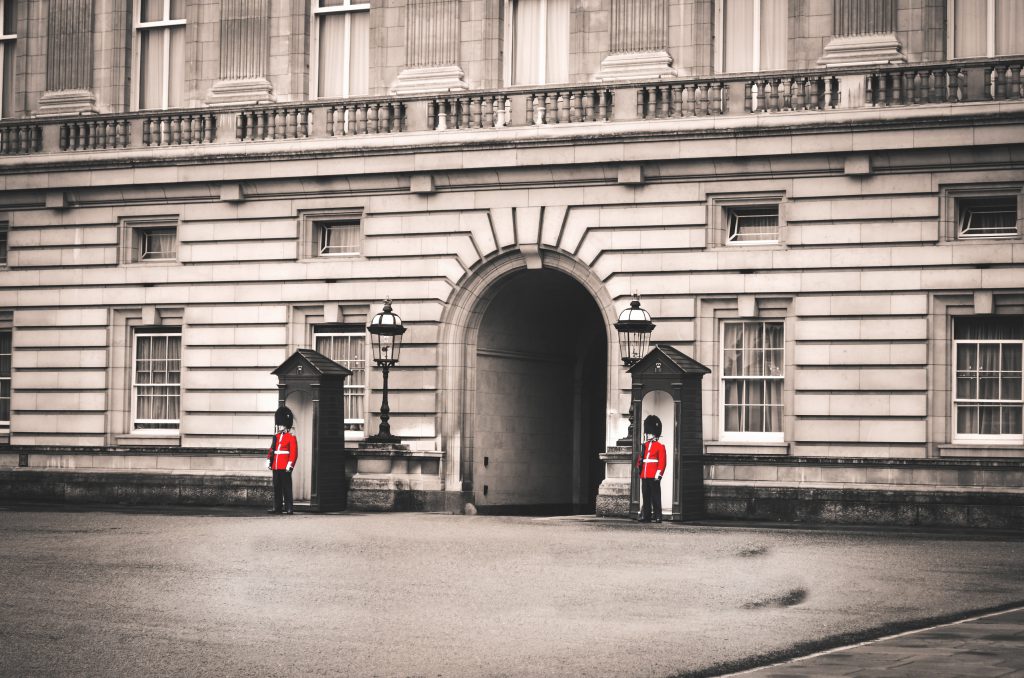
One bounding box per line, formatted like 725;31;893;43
274;406;294;429
643;414;662;437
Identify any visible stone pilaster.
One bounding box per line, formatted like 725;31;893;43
37;0;97;115
389;0;467;95
207;0;274;105
595;0;675;82
819;0;905;66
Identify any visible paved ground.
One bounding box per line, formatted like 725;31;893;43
0;505;1021;678
730;606;1024;677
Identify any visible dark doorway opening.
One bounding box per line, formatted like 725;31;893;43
473;269;607;515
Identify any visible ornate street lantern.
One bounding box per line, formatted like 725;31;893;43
614;294;655;367
614;294;655;445
366;298;407;443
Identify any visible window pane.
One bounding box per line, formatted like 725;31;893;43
723;349;742;376
960;196;1018;237
957;404;978;434
995;0;1024;56
318;13;346;97
956;343;977;370
1000;374;1021;401
545;0;570;84
956;374;976;399
953;0;987;57
169;0;185;20
723;0;755;73
1002;345;1022;371
167;26;185;108
139;29;163;109
729;207;779;243
1;42;14;119
348;9;370;96
978;406;1000;434
512;0;543;85
141;0;164;22
759;0;787;70
1002;406;1022;435
955;316;1023;341
3;0;15;31
724;405;742;432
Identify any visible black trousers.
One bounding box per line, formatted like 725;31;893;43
272;469;293;512
640;477;662;521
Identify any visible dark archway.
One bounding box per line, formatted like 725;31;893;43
472;268;607;514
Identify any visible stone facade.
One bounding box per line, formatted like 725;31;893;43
0;0;1021;527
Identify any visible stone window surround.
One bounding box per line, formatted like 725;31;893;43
707;192;787;249
932;292;1024;459
940;183;1023;243
298;208;364;261
110;306;184;447
697;295;793;455
119;215;180;265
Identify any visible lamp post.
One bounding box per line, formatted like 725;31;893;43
614;294;655;445
366;298;406;444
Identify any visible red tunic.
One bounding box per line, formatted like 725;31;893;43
636;440;666;479
267;431;298;471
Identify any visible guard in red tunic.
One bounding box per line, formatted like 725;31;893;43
636;415;667;523
266;406;298;515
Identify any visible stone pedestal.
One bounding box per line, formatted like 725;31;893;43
817;33;906;67
389;65;468;95
37;89;97;116
347;441;444;511
595;51;676;82
596;445;633;517
206;78;275;105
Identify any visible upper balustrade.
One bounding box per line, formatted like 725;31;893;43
1;58;1020;158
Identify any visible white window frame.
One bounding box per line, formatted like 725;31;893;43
139;226;178;260
719;320;785;443
0;327;10;432
952;321;1023;444
132;0;187;110
313;326;367;439
957;195;1020;239
0;0;16;120
131;329;182;433
310;0;370;99
317;221;360;257
948;0;1001;58
726;205;780;245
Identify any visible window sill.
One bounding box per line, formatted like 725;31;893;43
938;444;1024;459
706;441;789;456
115;433;181;447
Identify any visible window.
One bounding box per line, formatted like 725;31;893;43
721;321;784;440
318;221;359;256
716;0;788;73
0;220;7;265
949;0;1024;58
506;0;570;86
314;326;366;435
301;210;362;259
122;218;178;263
132;329;181;431
0;328;9;431
953;317;1022;442
135;0;186;109
727;205;779;245
957;196;1019;239
139;227;177;260
0;0;15;119
312;0;370;98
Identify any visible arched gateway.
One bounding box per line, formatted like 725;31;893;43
438;250;622;514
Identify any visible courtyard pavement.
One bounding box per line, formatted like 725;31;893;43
0;504;1021;678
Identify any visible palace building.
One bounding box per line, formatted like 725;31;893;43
0;0;1021;526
